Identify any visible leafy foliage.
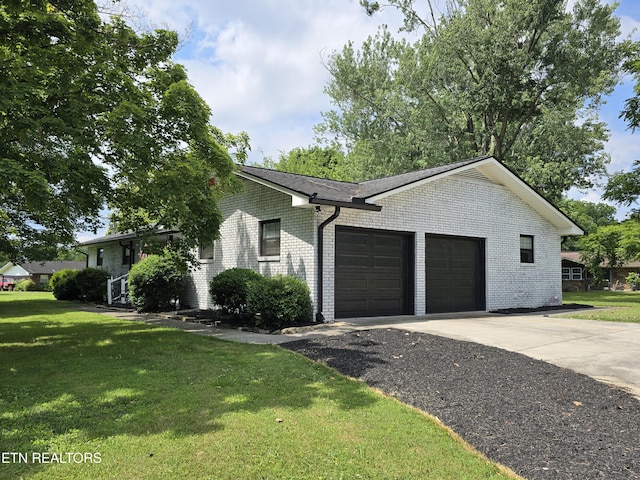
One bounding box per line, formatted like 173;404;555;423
626;272;640;291
266;146;351;180
75;267;110;302
579;220;640;283
604;52;640;213
0;0;245;261
318;0;627;201
247;275;313;330
128;254;188;312
208;268;263;315
558;199;617;250
52;271;81;301
14;279;37;292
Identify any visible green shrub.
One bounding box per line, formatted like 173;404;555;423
76;268;110;302
128;254;188;312
50;269;78;291
53;271;80;300
626;272;640;291
14;279;37;291
247;275;313;330
52;271;81;300
209;268;263;315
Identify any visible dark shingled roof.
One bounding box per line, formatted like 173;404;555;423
20;261;85;274
240;156;489;207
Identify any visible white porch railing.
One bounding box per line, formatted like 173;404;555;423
107;274;129;305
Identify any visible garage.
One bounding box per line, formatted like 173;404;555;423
335;227;414;318
425;234;485;313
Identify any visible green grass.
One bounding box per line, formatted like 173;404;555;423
563;290;640;322
0;292;516;479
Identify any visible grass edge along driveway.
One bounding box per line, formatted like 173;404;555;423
563;290;640;323
0;292;519;480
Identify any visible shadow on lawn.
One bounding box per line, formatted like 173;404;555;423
0;317;378;476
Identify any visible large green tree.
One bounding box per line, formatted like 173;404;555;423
318;0;627;201
604;52;640;210
265;146;350;180
557;198;616;250
0;0;245;261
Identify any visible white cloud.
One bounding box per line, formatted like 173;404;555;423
119;0;410;163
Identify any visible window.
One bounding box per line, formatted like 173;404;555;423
199;243;215;260
520;235;534;263
122;245;134;266
260;219;281;257
97;248;104;266
562;267;582;280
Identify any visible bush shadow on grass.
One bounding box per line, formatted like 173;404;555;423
0;315;378;477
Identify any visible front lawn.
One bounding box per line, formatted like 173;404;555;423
0;292;516;479
563;290;640;322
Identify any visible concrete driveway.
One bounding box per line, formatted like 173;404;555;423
342;311;640;399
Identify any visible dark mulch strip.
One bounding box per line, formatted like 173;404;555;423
489;303;593;315
283;329;640;480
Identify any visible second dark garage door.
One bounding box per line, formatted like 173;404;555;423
425;234;485;313
335;227;414;318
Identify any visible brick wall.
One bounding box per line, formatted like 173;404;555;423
319;172;562;321
183;179;317;310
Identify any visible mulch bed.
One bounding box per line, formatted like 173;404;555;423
489;303;593;315
283;329;640;480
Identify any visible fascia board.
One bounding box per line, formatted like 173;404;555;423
235;171;310;208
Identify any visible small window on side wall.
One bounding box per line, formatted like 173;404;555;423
520;235;534;263
96;248;104;266
122;245;134;266
260;219;281;257
199;244;214;260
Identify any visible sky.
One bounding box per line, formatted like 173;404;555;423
80;0;640;240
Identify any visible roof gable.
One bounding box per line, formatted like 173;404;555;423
237;157;583;236
239;157;582;235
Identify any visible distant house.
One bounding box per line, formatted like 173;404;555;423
81;156;583;321
561;252;640;291
0;261;86;289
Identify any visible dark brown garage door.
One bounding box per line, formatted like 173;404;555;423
425;234;485;313
335;227;414;318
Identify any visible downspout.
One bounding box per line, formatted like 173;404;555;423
316;206;341;323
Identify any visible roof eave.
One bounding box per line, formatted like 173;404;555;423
237;170;382;211
310;197;382;212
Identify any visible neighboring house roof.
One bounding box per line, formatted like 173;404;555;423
0;261;85;276
80;229;180;247
239;156;583;236
561;252;640;269
0;263;29;276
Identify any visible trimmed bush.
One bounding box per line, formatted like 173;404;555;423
128;254;188;312
14;279;37;291
50;269;78;292
76;268;110;302
53;273;81;300
209;268;263;315
247;275;313;330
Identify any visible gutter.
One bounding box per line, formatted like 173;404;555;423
316;206;341;323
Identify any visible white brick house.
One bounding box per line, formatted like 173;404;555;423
81;156;583;322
